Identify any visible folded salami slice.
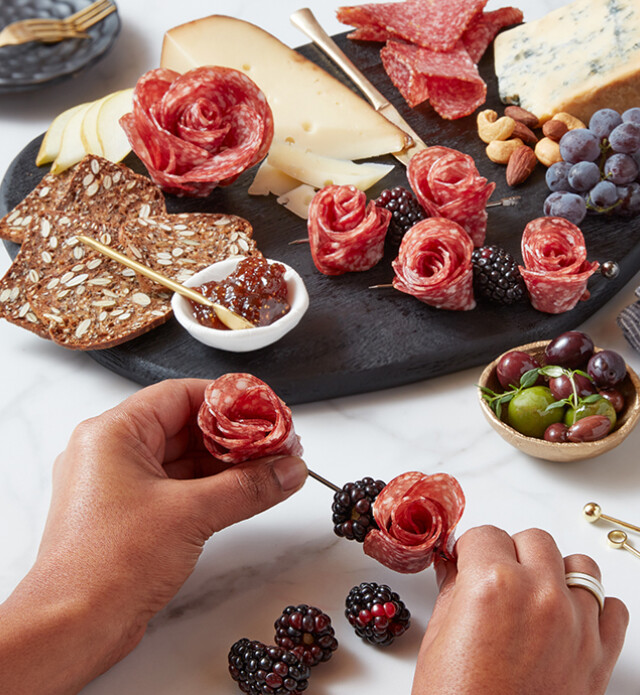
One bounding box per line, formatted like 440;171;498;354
380;41;430;108
461;7;524;63
120;67;274;197
392;217;476;311
407;146;495;246
519;217;599;314
363;471;465;573
308;185;391;276
198;374;303;464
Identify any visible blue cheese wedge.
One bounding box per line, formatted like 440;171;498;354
494;0;640;123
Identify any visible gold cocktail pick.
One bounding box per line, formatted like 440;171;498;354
582;502;640;534
608;530;640;560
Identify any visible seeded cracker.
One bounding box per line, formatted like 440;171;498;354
26;253;172;350
55;155;166;225
0;211;110;337
119;212;260;291
0;169;74;244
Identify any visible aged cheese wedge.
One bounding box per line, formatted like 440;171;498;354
161;15;409;160
267;143;393;191
248;161;301;197
494;0;640;123
277;184;317;219
36;102;90;166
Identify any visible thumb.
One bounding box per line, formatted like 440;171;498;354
185;455;308;533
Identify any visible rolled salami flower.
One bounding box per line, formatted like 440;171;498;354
363;471;465;574
407;146;495;247
197;373;302;464
519;217;599;314
308;184;391;275
391;217;476;311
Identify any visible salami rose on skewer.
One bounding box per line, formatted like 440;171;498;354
363;471;465;574
407;146;495;246
120;67;274;197
391;217;476;311
308;185;391;276
197;373;302;464
519;217;599;314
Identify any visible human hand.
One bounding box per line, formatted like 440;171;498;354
412;526;628;695
6;378;307;693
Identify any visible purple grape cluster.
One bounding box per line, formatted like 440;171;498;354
543;107;640;224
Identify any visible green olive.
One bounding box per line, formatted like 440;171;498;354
507;386;565;439
564;398;617;429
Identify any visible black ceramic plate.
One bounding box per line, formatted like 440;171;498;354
0;0;120;93
2;34;640;404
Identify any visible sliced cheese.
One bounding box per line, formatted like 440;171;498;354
96;88;134;163
160;15;409;160
50;102;95;175
494;0;640;123
80;96;108;156
248;161;301;196
36;102;90;166
277;184;317;219
267;143;393;191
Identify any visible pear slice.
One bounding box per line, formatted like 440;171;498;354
36;102;90;166
80;96;110;156
96;88;134;163
50;102;95;175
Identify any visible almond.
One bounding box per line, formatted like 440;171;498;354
512;120;538;145
504;105;539;129
542;119;569;142
506;145;537;186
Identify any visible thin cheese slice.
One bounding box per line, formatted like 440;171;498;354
277;184;317;219
248;161;301;197
160;15;409;160
494;0;640;123
267;143;393;191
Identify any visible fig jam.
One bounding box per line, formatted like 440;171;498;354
191;257;290;329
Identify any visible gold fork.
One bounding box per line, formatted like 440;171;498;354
0;0;116;48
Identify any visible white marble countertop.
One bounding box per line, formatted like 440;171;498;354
1;0;639;693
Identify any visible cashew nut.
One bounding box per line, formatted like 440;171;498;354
477;109;516;143
551;112;586;131
534;137;562;167
486;138;525;164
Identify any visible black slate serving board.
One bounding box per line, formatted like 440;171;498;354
2;32;640;404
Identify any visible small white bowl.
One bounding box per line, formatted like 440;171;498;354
171;256;309;352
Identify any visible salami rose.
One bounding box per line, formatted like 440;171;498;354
120;67;274;197
392;218;476;311
363;472;465;574
407;146;495;246
519;217;599;314
197;373;302;464
308;185;391;276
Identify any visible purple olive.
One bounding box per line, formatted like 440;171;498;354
545;331;594;369
544;422;569;442
496;351;542;389
549;373;595;401
598;388;625;413
567;415;612;442
587;350;627;387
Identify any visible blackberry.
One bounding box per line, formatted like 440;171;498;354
471;245;527;305
332;477;386;543
345;582;411;646
274;604;338;667
375;186;427;246
228;638;311;695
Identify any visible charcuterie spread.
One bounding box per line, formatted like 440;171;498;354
391;218;476;311
197;373;303;464
308;185;390;275
519;217;598;314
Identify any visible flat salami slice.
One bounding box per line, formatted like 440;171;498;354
120;67;274;197
363;471;465;573
197;374;303;464
391;217;476;311
461;7;524;63
407;147;495;246
519;217;599;314
308;185;391;276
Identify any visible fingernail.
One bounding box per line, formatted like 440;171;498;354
272;456;308;492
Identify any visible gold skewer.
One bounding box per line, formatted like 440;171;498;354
583;502;640;534
308;470;342;492
608;530;640;559
75;235;254;331
369;284;394;289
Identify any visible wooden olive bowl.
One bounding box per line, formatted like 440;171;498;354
478;340;640;462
